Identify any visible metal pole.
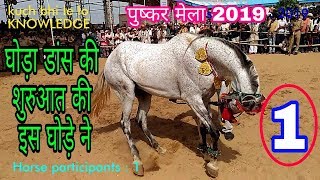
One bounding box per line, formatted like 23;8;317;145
37;0;45;20
88;0;91;23
118;0;120;25
65;0;72;20
4;0;14;20
46;0;55;46
104;0;113;29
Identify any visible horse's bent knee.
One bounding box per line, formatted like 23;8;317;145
211;129;220;141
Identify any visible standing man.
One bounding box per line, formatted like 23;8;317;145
240;23;250;53
300;13;311;52
277;17;288;51
267;16;279;54
229;22;240;42
288;16;303;55
249;23;259;54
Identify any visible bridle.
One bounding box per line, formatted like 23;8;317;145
219;90;264;114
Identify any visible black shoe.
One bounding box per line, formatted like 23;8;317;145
224;132;234;141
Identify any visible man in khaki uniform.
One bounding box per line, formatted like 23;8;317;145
288;16;303;55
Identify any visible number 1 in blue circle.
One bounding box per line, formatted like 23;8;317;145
271;100;308;153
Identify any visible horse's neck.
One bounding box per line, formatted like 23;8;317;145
209;39;256;94
230;70;254;94
231;61;260;94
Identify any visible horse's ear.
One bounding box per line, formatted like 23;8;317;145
245;59;253;66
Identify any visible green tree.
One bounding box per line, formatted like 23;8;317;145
276;0;299;9
272;0;300;18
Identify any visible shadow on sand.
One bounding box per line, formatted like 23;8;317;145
95;109;241;164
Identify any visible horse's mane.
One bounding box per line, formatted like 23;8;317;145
214;38;252;67
181;33;251;67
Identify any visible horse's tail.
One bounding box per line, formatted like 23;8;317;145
91;72;111;118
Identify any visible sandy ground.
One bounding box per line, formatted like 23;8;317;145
0;53;319;180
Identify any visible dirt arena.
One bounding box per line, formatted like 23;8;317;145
0;53;319;180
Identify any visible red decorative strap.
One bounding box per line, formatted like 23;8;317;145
221;107;238;124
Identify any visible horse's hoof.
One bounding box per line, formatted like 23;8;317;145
224;132;234;141
206;159;219;178
156;146;167;155
132;160;144;176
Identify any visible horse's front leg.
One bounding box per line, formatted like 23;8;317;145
186;95;220;177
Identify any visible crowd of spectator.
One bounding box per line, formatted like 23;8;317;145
94;12;320;57
1;8;320;71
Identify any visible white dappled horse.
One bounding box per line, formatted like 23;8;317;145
91;33;264;177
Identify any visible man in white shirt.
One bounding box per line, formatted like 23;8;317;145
220;23;230;40
157;24;167;44
195;24;201;34
139;24;151;43
119;28;126;42
189;24;196;33
278;17;288;34
277;17;288;51
105;29;114;46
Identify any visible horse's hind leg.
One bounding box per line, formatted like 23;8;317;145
135;89;166;154
115;80;144;176
195;118;209;159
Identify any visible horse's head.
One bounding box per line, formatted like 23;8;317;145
213;38;265;116
236;92;265;115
